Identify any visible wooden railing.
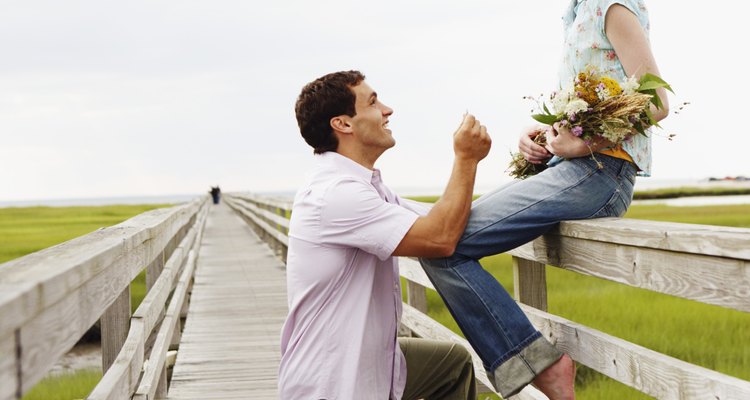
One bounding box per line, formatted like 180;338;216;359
224;192;750;400
0;196;209;400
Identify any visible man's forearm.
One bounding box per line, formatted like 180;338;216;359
427;157;478;250
392;113;490;258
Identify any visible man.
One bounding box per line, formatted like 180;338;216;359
278;70;490;399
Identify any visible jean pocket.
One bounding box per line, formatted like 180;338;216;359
590;188;630;218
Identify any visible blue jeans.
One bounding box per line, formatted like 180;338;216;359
419;154;636;397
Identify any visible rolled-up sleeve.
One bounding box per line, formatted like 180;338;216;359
320;179;418;261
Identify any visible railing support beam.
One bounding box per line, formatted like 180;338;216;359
101;285;132;373
512;256;548;311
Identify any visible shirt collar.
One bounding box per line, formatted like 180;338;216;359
317;151;379;182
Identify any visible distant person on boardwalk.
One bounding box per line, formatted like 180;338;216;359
419;1;670;398
209;186;221;204
278;70;490;399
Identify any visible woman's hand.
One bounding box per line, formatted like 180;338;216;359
545;122;611;158
519;126;551;164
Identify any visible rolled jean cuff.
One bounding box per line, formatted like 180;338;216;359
488;335;564;398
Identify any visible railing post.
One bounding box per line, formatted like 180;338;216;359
100;285;131;373
512;256;548;311
406;282;428;313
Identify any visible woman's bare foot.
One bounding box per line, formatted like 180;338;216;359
532;353;576;400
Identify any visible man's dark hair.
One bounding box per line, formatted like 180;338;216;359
295;70;365;154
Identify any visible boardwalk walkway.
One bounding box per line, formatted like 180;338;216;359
167;202;287;399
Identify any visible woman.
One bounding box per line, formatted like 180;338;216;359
419;1;669;399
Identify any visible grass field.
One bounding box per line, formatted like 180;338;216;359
0;204;172;264
3;201;749;399
0;204;172;400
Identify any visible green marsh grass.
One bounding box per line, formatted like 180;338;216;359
21;369;102;400
0;204;172;263
404;201;750;399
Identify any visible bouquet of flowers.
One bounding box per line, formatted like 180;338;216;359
508;66;673;179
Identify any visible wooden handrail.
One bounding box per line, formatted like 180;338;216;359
0;196;209;400
224;192;750;400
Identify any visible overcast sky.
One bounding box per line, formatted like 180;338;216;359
1;1;746;201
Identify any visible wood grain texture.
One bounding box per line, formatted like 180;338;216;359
87;320;145;400
223;197;289;247
513;257;548;311
231;193;293;214
90;207;208;400
227;196;290;231
398;257;433;288
0;334;17;400
100;286;131;373
135;251;197;400
520;303;750;399
0;198;205;339
508;232;750;312
556;218;750;260
132;225;197;336
167;202;288;399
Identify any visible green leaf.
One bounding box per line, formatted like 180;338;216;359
542;102;551;115
638;73;674;93
532;113;561;125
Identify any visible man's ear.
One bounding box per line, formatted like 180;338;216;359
330;116;353;134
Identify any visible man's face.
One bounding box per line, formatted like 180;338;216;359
348;81;395;152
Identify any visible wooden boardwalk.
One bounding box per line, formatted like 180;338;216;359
167;202;288;399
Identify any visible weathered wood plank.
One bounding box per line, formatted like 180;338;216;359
513;257;548;311
100;286;131;373
520;303;750;399
167;203;288;399
0;198;204;339
134;251;197;400
555;218;750;260
132;224;196;335
508;233;750;312
1;199;206;396
399;257;433;288
87;320;145;400
229;196;290;231
224;197;289;247
398;251;750;399
230;193;293;213
0;334;17;400
406;280;428;312
89;207;208;400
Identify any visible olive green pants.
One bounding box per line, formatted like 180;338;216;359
399;338;477;400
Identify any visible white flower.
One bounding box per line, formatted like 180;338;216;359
621;76;640;95
564;98;589;116
551;87;574;114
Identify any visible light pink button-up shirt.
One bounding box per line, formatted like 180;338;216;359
278;151;429;399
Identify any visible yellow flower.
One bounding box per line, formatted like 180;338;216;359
575;69;601;104
575;81;600;104
600;77;622;96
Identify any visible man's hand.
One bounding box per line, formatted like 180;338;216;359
454;114;491;162
392;113;490;258
519;125;551;164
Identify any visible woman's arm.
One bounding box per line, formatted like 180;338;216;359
541;3;669;159
606;3;669;122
